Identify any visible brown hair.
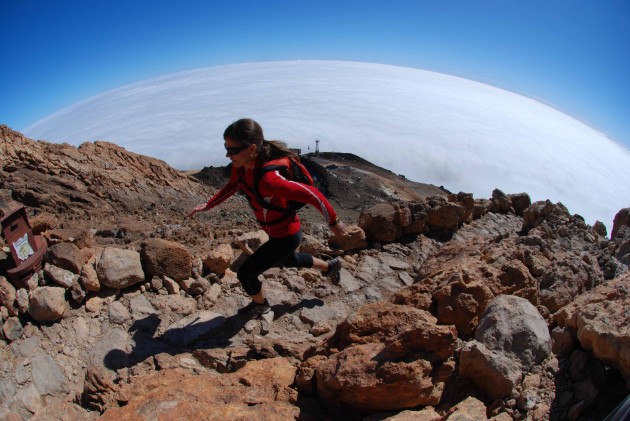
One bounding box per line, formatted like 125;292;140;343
223;118;297;162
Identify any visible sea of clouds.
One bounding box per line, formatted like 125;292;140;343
24;60;630;229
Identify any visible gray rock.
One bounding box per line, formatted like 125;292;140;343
108;301;131;325
399;272;414;286
32;354;68;396
15;361;31;385
459;340;522;399
16;383;43;414
475;295;551;369
129;294;157;322
338;269;361;293
96;248;144;290
380;253;410;270
300;305;334;325
16;288;29;314
90;328;132;370
0;378;17;404
44;263;76;288
2;317;23;342
162;311;226;345
14;336;42;358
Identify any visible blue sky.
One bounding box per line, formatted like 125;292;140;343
1;0;629;149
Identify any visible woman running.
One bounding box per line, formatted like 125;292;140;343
188;118;347;317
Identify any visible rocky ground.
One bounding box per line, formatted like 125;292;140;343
1;125;629;420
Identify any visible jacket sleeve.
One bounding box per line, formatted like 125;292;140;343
258;169;338;225
203;168;241;210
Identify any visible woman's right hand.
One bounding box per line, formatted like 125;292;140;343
331;220;348;237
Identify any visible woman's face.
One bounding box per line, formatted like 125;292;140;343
224;137;257;168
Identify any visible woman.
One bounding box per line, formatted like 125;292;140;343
188;118;347;318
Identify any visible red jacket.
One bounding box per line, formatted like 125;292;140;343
202;158;337;238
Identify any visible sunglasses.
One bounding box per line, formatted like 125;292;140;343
225;144;249;156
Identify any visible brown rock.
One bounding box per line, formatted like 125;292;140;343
434;276;494;337
444;396;489;420
0;275;18;316
359;203;402;242
316;342;451;411
45;242;84;273
521;200;570;234
426;195;464;230
509;192;531;216
611;208;630;240
202;243;234;275
28;286;66;322
317;301;457;411
79;262;101;292
553;273;630;396
539;253;603;314
141;238;192;282
99;358;299;419
43;228;92;249
329;224;368;251
328;301;439;350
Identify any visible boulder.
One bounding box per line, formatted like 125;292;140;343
316;341;454;411
28;286;66;322
316;302;457;411
140;238;192;282
328;301;440;350
491;189;512;213
96;248;144;289
425;196;465;230
359;203;403;242
328;224;368;251
475;295;552;370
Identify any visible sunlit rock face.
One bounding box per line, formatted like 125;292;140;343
24;60;630;227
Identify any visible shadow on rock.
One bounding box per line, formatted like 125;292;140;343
103;297;323;371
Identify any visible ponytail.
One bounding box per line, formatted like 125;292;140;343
260;140;298;162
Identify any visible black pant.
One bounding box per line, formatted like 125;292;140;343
237;229;314;296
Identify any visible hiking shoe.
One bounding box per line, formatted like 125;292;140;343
238;299;271;318
325;257;342;284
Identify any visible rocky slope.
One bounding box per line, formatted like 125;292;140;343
0;125;629;420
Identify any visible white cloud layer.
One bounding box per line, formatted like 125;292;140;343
24;61;630;229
